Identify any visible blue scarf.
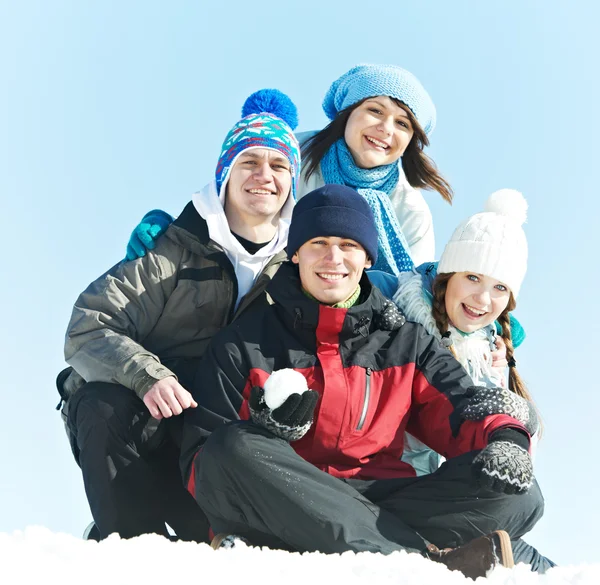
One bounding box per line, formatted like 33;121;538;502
320;139;414;275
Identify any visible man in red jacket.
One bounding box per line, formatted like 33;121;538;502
181;185;543;579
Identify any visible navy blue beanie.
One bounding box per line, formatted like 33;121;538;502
287;184;378;263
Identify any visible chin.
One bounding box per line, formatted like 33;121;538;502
359;155;385;169
314;292;346;305
456;323;478;333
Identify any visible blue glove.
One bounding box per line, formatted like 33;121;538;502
494;314;525;348
125;209;174;261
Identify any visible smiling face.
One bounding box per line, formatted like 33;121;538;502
445;272;512;333
224;148;292;224
343;96;415;168
292;236;372;305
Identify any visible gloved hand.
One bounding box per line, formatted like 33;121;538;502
126;209;174;261
248;385;319;442
494;315;526;348
459;386;539;436
472;428;533;494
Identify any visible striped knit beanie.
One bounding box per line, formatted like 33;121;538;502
215;89;301;200
322;64;436;136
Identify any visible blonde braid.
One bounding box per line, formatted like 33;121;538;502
497;297;542;434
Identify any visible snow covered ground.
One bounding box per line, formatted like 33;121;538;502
1;528;598;585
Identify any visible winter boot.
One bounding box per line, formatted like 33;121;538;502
426;530;514;579
210;533;251;550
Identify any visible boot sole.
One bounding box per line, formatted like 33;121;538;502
493;530;514;569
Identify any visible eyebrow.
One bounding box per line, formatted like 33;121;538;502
240;151;289;164
365;99;410;118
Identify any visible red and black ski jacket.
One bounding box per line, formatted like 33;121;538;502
181;262;527;486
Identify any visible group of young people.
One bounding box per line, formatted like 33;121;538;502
57;64;555;578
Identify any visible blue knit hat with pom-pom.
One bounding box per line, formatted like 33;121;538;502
322;64;436;136
215;89;301;200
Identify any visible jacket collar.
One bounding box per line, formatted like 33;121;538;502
267;263;403;339
172;201;211;244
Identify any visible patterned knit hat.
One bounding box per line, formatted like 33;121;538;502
215;89;301;200
438;189;529;297
322;64;436;136
287;184;378;263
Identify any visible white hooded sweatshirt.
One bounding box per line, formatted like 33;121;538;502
192;180;293;308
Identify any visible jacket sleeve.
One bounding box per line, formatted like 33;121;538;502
180;327;250;481
64;238;181;399
405;325;529;458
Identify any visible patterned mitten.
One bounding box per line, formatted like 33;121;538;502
472;428;533;494
460;386;539;436
376;300;406;331
126;209;174;260
249;386;319;442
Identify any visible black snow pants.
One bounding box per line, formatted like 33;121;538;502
64;369;210;542
194;421;553;570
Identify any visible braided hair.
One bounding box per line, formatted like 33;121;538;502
495;296;532;401
431;272;458;359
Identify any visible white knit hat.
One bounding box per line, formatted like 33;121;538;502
437;189;528;297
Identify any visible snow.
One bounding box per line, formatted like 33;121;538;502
263;368;309;409
1;527;598;585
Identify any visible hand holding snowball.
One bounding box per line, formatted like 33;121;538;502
249;369;319;442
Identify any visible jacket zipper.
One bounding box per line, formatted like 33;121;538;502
356;368;372;431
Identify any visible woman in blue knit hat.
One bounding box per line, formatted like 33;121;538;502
297;64;451;273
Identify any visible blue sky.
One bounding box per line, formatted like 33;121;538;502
1;0;598;565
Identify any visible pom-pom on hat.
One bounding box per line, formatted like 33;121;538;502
215;89;301;200
437;189;529;297
287;184;378;263
322;64;436;136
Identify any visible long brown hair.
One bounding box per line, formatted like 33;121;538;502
431;273;534;404
301;97;453;203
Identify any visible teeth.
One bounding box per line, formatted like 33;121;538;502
248;189;272;194
464;304;486;316
318;273;346;280
366;136;389;149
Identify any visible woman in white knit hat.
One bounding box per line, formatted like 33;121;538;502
396;188;530;396
390;188;555;573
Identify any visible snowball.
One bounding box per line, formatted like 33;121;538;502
484;189;528;225
263;369;309;410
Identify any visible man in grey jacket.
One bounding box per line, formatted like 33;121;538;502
59;89;301;541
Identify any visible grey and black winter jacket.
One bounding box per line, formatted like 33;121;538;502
62;202;286;400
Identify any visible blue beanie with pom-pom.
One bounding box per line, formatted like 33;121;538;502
215;89;301;200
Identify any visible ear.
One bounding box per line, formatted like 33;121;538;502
291;252;299;265
365;257;372;269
